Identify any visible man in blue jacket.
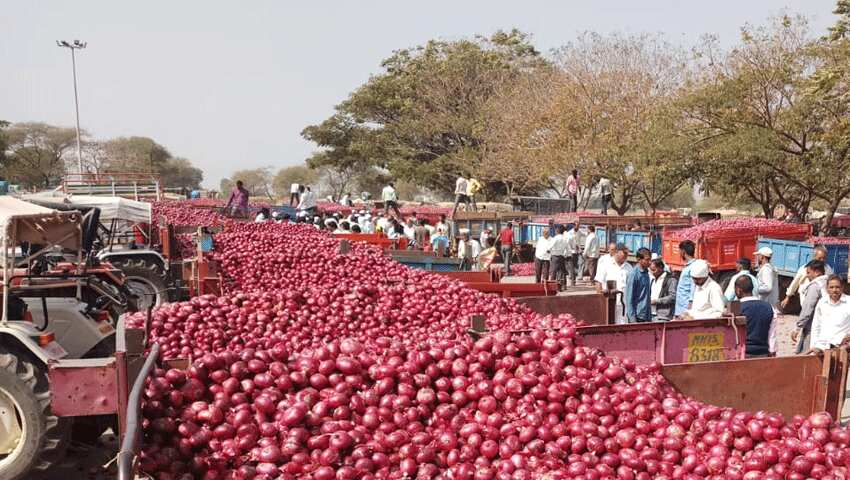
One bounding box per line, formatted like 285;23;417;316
674;240;697;317
625;248;652;322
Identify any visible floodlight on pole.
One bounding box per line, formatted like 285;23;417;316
56;39;87;176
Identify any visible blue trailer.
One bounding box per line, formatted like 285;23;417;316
614;230;662;255
756;237;849;278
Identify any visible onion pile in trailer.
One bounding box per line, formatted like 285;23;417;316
664;218;810;241
135;203;850;479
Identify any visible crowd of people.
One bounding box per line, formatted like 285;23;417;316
587;238;850;359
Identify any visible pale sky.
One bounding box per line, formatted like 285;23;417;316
1;1;838;189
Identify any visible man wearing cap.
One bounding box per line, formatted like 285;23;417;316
682;259;726;320
783;245;833;310
724;258;759;303
755;247;779;308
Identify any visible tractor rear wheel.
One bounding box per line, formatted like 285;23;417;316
0;347;70;480
111;258;169;311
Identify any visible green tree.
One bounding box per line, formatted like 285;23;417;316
160;157;203;190
5;122;78;188
302;30;548;197
272;165;320;197
103;136;172;173
221;168;274;200
683;14;850;228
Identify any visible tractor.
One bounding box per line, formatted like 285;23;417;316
0;197;122;479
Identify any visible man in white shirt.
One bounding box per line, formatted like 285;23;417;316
782;245;833;310
809;275;850;352
382;183;402;218
548;225;568;289
598;177;613;215
452;176;470;217
298;186;317;215
583;226;600;281
564;225;578;286
754;247;779;308
457;231;481;271
594;242;618;293
683;260;726;320
596;244;634;324
290;183;300;206
534;229;553;283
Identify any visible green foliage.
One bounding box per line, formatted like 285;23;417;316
102;136;171;173
221;168;274;199
4;122;77;188
272;165;319;197
302;30;548;196
160;157;203;190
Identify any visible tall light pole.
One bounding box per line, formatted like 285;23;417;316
56;39;86;176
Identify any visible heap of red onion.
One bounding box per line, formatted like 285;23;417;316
133;202;850;479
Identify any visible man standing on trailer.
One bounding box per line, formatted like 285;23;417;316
452;176;470;217
583;225;600;282
754;247;779;308
566;169;580;212
499;222;515;276
290;182;300;206
598;176;613;215
674;240;697;317
225;180;250;217
382;182;402;218
625;248;652;323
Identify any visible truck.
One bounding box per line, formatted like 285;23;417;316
756;237;850;279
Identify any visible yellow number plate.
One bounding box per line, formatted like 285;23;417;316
687;332;726;363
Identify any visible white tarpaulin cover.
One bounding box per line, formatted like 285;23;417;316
22;192;151;223
0;197;81;250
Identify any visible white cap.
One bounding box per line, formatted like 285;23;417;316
650;253;659;260
755;246;773;257
359;209;367;214
691;259;710;278
459;228;470;234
